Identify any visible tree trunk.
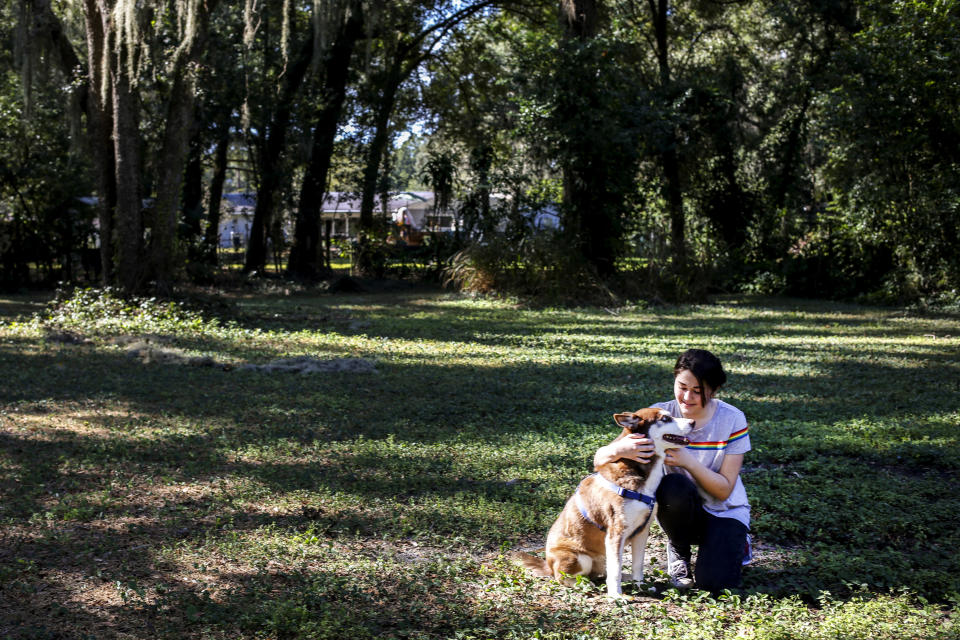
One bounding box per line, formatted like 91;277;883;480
111;57;144;294
202;124;230;265
149;2;216;293
244;139;276;273
78;0;117;285
559;0;621;277
244;34;316;273
663;146;685;269
35;0;116;285
150;66;197;292
95;138;117;286
355;64;402;276
772;87;812;212
288;4;364;280
650;0;685;270
182;131;205;241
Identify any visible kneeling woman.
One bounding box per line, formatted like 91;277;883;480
594;348;751;592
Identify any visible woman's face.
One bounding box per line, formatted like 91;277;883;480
674;369;713;420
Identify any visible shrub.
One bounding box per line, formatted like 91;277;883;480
40;286;214;336
443;233;618;306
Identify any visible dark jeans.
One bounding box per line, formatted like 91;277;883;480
655;473;747;593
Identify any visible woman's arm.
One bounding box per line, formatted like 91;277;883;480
663;449;744;501
593;433;656;469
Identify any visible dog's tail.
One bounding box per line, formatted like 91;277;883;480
510;550;552;577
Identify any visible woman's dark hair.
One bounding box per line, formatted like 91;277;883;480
674;349;727;406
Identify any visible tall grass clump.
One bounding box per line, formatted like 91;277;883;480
444;234;620;306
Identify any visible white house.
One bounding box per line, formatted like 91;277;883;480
216;191;557;245
218;191;455;246
218;193;257;247
393;192;455;232
325;191;446;238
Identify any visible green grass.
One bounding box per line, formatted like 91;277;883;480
213;248;353;274
0;288;958;639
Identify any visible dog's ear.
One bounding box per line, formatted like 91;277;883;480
613;412;638;428
613;412;649;434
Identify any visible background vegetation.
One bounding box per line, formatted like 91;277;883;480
1;0;957;304
3;3;958;636
1;287;958;638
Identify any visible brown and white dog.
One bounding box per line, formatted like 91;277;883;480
514;408;694;597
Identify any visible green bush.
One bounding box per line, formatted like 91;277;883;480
444;233;619;306
40;286;216;336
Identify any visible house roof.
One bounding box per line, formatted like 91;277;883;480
220;191;438;216
73;192;435;216
319;191;434;214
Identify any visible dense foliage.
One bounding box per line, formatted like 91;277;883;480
817;0;960;301
1;0;957;303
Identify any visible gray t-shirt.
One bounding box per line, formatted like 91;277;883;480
653;399;751;529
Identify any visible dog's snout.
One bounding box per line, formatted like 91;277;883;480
690;420;695;429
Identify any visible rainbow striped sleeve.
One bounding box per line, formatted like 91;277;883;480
687;426;749;451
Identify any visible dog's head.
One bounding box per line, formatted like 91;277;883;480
612;408;695;453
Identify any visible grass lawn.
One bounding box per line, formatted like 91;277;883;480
0;286;958;639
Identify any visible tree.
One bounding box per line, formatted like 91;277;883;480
148;2;218;293
19;0;220;293
349;0;498;275
419;13;518;241
242;10;319;275
6;0;957;302
287;0;369;280
0;22;94;287
17;0;118;284
819;0;960;296
551;0;640;278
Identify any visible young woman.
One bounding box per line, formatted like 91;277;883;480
594;348;751;592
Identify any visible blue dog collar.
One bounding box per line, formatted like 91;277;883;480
592;473;656;506
575;474;655;540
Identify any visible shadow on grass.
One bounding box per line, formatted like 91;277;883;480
12;559;591;639
0;292;53;322
2;329;956;441
221;292;960;344
1;293;959;638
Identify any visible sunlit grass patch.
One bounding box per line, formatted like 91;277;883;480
0;289;958;638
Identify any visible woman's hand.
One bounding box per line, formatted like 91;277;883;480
663;446;695;469
668;452;745;502
594;434;655;469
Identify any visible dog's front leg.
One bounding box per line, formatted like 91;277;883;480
630;527;650;584
604;532;625;597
